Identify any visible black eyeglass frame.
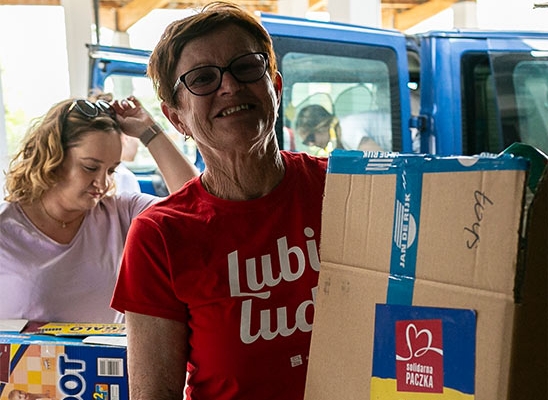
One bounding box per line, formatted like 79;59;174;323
172;52;269;97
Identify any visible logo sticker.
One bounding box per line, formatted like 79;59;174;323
396;319;444;393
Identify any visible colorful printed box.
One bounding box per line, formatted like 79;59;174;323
0;325;128;400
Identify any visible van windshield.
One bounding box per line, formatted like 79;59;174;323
280;52;395;156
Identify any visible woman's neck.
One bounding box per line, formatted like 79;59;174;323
201;150;285;201
20;195;86;244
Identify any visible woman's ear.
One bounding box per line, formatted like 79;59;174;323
274;72;283;107
161;102;188;135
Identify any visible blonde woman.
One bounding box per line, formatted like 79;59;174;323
0;96;198;323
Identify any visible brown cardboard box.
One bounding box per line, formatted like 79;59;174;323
304;149;547;400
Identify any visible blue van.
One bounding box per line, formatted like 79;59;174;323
89;13;548;194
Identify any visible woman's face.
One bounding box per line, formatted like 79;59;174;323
52;130;122;211
166;24;281;158
298;119;332;150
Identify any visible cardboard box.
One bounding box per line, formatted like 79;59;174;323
304;149;547;400
0;322;128;400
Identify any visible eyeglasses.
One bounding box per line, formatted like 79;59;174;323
67;99;116;119
172;52;269;97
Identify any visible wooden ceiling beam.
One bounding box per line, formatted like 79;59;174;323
0;0;58;3
392;0;460;30
1;0;466;32
383;3;417;9
100;0;278;31
382;8;397;29
0;0;57;6
114;0;170;31
309;0;326;12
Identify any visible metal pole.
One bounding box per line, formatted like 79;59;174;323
93;0;100;44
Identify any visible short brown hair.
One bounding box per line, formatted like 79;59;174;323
148;1;277;107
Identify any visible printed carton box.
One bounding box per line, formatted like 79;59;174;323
0;322;128;400
304;149;547;400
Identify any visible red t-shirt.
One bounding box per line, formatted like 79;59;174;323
112;151;328;400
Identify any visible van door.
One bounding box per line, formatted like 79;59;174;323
262;14;414;155
488;38;548;156
420;31;548;156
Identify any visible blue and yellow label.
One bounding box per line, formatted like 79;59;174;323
371;304;477;399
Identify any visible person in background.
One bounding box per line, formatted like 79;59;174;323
0;96;198;323
89;91;142;194
110;2;328;400
338;112;387;152
294;104;384;154
294;104;343;156
114;132;141;193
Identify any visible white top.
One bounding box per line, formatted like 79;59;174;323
339;111;392;151
0;192;157;323
114;162;142;194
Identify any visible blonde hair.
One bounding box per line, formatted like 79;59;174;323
4;98;121;204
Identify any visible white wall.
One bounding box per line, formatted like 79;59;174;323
0;6;71;197
408;0;548;33
328;0;381;27
278;0;308;18
61;0;93;98
0;69;7;198
477;0;548;30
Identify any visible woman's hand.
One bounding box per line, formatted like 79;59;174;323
111;96;157;139
110;95;199;191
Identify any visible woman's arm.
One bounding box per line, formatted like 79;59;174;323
112;96;199;193
125;312;189;400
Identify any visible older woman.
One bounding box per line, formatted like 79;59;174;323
0;96;198;323
111;2;328;399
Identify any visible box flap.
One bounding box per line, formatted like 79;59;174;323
322;151;528;303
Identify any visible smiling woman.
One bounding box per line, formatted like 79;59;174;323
110;3;329;400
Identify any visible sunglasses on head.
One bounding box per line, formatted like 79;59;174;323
67;99;116;119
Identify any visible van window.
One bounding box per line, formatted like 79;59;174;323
462;51;548;156
513;60;548;154
273;37;401;155
281;52;392;156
